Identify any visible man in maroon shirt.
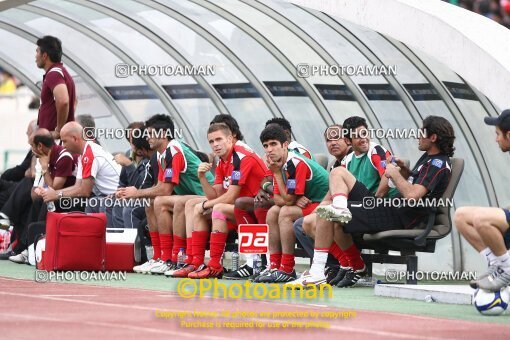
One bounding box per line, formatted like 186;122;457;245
35;36;76;139
8;128;77;264
31;128;77;191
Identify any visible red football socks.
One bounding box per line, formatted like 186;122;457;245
208;231;228;270
270;253;282;270
279;253;295;274
191;231;210;267
172;235;186;263
330;242;350;267
185;237;193;265
159;233;173;262
344;244;365;270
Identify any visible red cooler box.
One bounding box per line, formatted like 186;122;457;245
105;228;140;272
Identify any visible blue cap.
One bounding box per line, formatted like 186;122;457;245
484;109;510;130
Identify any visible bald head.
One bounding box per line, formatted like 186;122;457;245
61;121;83;138
60;121;85;154
34;128;51;138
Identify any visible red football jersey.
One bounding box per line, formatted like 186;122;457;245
214;144;267;197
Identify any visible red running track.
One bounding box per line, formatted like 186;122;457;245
1;277;509;340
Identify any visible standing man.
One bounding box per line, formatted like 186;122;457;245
455;110;510;291
36;36;76;139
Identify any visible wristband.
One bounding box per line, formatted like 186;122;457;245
262;182;271;192
202;200;208;210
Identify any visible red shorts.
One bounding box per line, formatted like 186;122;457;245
227;220;238;231
301;202;320;217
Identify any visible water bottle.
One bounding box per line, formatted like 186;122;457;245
388;179;396;189
47;201;56;212
177;248;185;266
253;254;262;276
388;156;397;188
43;185;56;212
145;245;154;261
231;251;240;271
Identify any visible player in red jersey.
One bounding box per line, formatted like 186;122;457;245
185;123;267;279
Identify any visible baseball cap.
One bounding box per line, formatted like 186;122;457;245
484;109;510;130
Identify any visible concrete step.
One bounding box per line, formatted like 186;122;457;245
374;284;475;305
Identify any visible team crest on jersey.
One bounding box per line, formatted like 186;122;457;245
287;179;296;189
223;176;231;189
164;168;173;180
232;171;241;181
431;159;444;168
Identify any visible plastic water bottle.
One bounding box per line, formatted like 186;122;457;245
253;254;262;276
47;201;56;212
177;248;185;266
231;251;240;271
145;246;154;261
388;156;397;188
388;179;396;188
43;185;56;212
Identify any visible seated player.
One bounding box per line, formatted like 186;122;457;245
117;114;214;274
183;123;267;279
226;117;314;280
455;110;510;291
253;125;329;283
300;116;398;284
168;114;250;278
290;116;455;288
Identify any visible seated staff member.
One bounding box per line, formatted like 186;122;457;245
41;121;120;226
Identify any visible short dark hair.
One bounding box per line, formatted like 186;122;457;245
260;125;287;145
210;114;244;141
343;116;368;141
145;114;175;141
36;36;62;63
422;116;455;157
126;121;144;142
131;125;151;151
33;134;54;148
76;114;95;129
207;122;232;136
265;118;292;134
